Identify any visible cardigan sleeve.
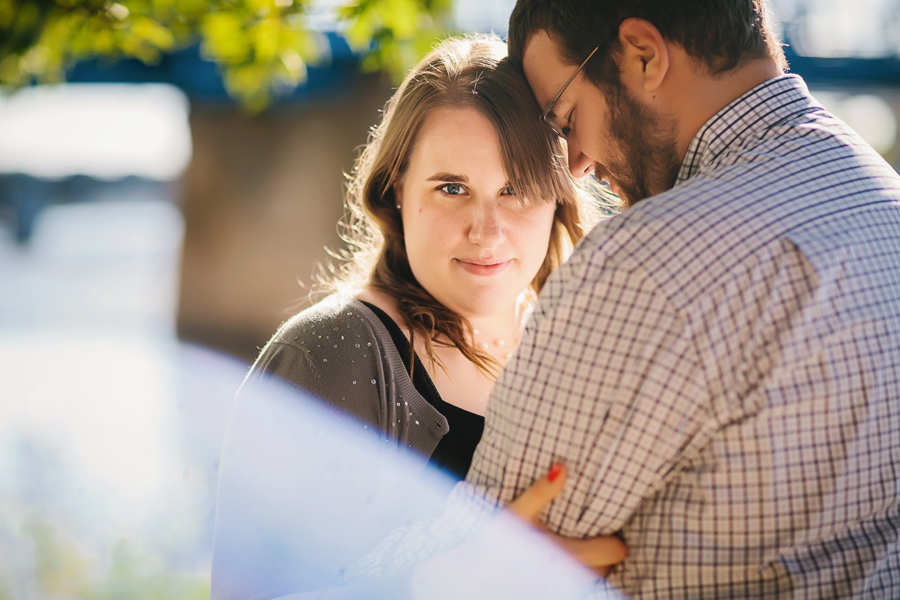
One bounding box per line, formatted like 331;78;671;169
239;299;390;440
238;294;448;459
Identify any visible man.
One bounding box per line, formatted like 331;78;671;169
459;0;900;597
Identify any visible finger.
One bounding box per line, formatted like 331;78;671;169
595;564;613;577
507;461;567;522
551;534;628;569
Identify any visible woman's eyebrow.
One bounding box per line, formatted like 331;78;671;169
426;172;469;183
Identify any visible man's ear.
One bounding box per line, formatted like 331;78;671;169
617;17;669;94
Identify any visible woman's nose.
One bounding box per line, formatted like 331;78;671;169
566;137;597;178
468;202;505;249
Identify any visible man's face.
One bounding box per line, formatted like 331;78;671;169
522;30;681;206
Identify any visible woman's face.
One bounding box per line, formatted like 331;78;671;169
397;106;558;320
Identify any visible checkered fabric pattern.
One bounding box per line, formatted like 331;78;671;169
344;75;900;599
463;74;900;598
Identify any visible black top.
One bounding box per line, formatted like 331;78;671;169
360;301;485;481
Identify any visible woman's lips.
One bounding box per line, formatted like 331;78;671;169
456;259;511;276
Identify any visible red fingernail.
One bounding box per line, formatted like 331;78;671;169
547;462;563;482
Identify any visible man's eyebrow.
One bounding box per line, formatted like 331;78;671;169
426;172;469;183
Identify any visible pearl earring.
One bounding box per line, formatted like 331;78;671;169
396;204;401;209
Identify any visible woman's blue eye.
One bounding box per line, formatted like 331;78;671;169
504;186;516;195
441;183;463;195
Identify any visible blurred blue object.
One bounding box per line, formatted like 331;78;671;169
67;33;360;106
211;371;621;600
212;373;451;598
0;175;172;244
784;45;900;86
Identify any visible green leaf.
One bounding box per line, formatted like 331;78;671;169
201;11;250;63
0;0;458;109
251;16;280;62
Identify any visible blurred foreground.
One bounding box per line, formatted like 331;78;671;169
0;196;242;598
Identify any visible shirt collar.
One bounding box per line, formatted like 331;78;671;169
675;74;817;185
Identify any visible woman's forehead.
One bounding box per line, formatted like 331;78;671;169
407;108;505;177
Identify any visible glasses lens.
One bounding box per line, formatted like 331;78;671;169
541;114;563;138
548;119;566;139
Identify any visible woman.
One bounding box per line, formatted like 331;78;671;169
240;34;599;480
215;37;627;599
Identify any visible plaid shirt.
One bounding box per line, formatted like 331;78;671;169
345;75;900;598
464;74;900;599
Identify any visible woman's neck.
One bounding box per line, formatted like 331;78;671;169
465;308;524;357
355;285;525;345
354;286;406;330
354;285;527;415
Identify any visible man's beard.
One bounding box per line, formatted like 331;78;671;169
596;80;681;208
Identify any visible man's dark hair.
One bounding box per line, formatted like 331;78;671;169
508;0;787;86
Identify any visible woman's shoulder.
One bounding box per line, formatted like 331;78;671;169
272;293;384;347
246;293;389;394
244;293;393;430
245;291;449;460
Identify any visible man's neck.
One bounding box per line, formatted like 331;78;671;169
673;58;784;161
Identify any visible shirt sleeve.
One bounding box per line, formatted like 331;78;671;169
467;247;712;538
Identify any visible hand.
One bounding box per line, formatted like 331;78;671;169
506;462;628;577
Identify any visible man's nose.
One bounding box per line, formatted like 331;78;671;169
468;202;505;249
566;137;597;178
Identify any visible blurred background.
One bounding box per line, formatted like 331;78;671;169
1;0;899;597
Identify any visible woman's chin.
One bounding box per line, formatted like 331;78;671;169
438;290;521;321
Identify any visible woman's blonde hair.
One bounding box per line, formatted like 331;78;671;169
334;34;603;375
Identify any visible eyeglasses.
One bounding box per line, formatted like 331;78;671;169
540;46;598;139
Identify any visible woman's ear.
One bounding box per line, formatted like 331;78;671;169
617;17;670;94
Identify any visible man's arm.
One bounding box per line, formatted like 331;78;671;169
339;241;714;581
467;249;712;538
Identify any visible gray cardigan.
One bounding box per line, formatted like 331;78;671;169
240;293;449;458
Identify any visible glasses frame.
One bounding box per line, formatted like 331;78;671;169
540;46;599;139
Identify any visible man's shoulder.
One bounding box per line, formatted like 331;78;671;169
607;102;900;250
571;191;710;273
536;208;693;317
564;143;900;314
